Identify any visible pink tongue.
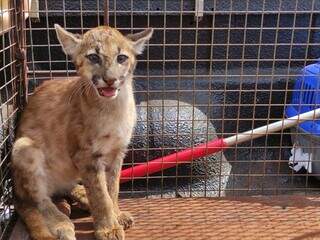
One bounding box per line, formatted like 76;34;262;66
99;87;116;97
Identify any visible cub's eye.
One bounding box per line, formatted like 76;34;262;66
86;53;101;64
117;54;128;64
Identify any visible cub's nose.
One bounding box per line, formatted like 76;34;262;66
104;78;116;86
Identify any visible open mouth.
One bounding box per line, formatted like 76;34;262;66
97;87;118;97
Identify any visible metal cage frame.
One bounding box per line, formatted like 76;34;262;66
2;0;320;238
0;0;25;238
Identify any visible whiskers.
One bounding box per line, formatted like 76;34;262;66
67;80;95;104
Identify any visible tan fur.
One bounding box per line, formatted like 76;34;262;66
11;25;152;240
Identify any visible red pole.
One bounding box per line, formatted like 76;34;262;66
120;138;227;183
102;0;317;185
120;108;320;183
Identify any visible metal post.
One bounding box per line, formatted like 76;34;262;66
104;0;109;26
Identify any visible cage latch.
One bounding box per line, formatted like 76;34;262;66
195;0;204;22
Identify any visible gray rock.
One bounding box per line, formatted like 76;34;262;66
122;100;231;198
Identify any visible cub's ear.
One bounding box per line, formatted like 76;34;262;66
126;28;153;55
54;24;81;58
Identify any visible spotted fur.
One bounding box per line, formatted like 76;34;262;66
12;25;153;240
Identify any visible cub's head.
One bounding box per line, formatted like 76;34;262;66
54;24;153;99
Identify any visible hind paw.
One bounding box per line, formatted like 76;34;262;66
55;222;76;240
70;184;90;211
117;211;134;230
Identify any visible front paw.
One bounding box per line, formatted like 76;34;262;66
95;225;125;240
117;211;134;230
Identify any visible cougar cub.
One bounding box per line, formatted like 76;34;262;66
11;25;153;240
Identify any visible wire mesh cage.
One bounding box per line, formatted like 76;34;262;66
3;0;320;238
22;0;320;197
0;0;24;238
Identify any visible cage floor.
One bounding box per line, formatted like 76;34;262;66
10;195;320;240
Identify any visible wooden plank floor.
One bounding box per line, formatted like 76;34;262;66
10;195;320;240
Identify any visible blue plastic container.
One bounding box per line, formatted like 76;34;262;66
285;61;320;136
285;61;320;178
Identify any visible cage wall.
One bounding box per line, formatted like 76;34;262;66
22;0;320;199
0;0;24;238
